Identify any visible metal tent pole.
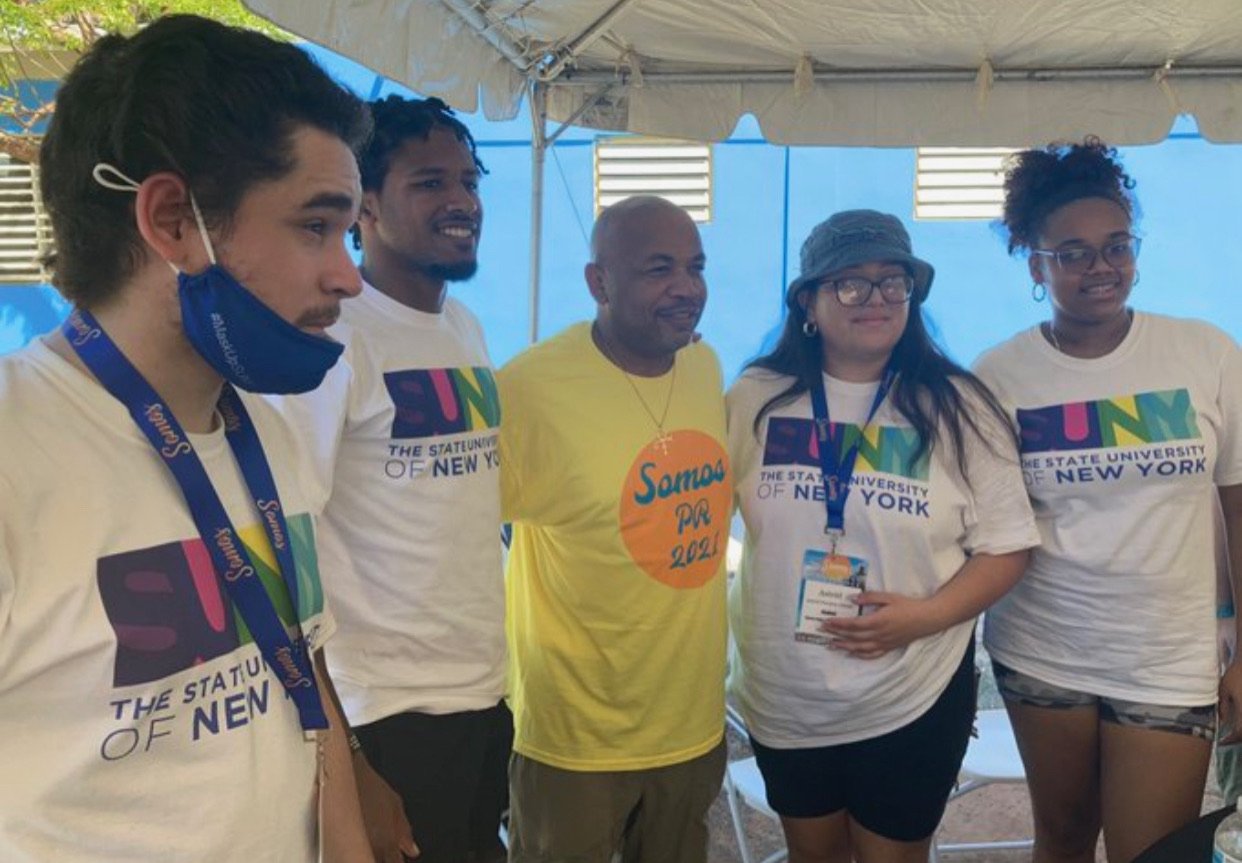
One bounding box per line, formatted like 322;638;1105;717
528;81;548;344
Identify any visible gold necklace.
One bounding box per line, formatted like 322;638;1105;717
593;324;678;455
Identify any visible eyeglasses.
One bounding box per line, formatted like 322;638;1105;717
819;274;914;306
1031;236;1142;275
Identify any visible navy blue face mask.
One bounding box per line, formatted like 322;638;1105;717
93;164;345;394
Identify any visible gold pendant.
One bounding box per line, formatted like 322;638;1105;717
651;429;674;456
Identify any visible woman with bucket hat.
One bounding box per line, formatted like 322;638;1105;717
974;140;1242;863
726;210;1038;862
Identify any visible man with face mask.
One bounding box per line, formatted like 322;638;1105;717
0;15;377;863
275;95;507;863
498;196;731;863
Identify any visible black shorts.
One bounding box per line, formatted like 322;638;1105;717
355;700;513;863
750;637;976;842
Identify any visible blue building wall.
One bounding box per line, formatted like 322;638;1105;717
3;43;1241;381
413;107;1242;382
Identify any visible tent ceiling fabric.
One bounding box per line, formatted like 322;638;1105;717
244;0;1242;145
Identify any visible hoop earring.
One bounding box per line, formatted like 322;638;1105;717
1133;269;1141;287
802;319;818;337
1031;282;1047;302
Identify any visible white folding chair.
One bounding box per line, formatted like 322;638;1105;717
724;706;788;863
931;708;1034;859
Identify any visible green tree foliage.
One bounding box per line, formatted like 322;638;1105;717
0;0;283;162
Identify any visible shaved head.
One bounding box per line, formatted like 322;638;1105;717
584;195;707;375
590;195;694;267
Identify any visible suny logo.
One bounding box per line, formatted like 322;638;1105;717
385;366;500;439
96;514;323;687
763;417;929;482
1016;389;1200;454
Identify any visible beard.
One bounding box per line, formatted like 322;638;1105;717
425;259;479;282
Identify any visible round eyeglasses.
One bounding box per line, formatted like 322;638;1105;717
1030;236;1141;275
820;274;914;307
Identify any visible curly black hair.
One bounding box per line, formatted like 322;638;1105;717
350;94;486;249
999;136;1138;254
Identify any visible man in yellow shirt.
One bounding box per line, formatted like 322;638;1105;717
498;196;730;862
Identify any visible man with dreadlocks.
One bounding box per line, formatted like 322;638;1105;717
278;95;507;863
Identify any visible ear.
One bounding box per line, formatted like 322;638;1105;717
133;172;211;274
796;287;816;325
585;262;608;305
357;189;381;228
1027;254;1046;286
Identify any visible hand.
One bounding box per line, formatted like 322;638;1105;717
1219;614;1236;668
819;591;943;660
354;754;419;862
1220;661;1242;745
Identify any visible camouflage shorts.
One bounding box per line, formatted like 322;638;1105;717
992;661;1215;741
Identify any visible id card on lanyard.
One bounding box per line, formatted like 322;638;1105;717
793;369;895;643
64;310;328;733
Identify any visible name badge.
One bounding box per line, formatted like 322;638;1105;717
795;548;867;645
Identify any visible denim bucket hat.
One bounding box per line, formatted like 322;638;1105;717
786;209;934;307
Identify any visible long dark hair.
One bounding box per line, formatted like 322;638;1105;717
748;285;1014;472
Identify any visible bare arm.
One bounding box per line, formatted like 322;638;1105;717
315;651;417;862
1218;485;1242;743
821;549;1030;659
314;650;374;862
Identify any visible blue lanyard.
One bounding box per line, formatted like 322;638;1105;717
808;368;896;538
63;310;327;732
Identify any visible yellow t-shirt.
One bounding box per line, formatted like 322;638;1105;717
499;322;730;771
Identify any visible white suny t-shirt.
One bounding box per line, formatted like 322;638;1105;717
727;368;1038;748
277;282;505;724
0;340;331;863
974;312;1242;705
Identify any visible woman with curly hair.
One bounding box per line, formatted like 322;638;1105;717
975;139;1242;863
728;210;1038;863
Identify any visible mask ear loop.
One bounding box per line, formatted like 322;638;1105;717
185;195;217;266
91;162;217;271
91;163;142;193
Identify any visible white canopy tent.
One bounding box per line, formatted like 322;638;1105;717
243;0;1242;339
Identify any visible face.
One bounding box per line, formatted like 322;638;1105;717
1029;197;1135;326
588;205;707;361
804;260;910;366
210;125;363;336
360;126;482;282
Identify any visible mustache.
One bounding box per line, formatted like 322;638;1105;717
296;306;340;330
